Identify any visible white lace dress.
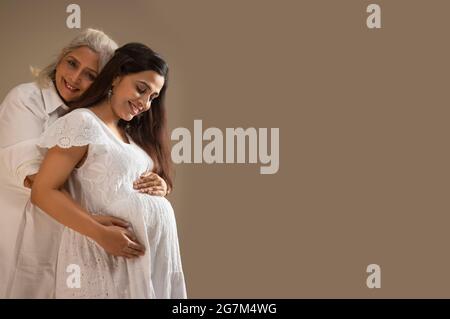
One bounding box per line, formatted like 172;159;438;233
37;108;187;299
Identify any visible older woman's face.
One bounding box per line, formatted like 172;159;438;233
55;46;99;102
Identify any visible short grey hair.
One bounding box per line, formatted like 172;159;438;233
33;28;118;88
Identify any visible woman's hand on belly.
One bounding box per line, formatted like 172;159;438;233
94;224;146;259
92;215;131;228
133;171;169;196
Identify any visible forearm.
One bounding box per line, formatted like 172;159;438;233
1;139;44;187
31;187;102;241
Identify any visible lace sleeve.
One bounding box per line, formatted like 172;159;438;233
37;109;105;149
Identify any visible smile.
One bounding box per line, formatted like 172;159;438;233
128;101;141;116
63;78;79;92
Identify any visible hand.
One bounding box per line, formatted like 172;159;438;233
92;215;130;228
24;174;37;189
133;172;169;197
95;224;146;259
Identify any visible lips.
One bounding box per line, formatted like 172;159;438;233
128;101;141;116
63;78;79;93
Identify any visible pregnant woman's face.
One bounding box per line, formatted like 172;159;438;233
110;70;165;121
55;46;99;102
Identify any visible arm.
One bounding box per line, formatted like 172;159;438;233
31;145;145;258
1;140;42;189
0;84;47;187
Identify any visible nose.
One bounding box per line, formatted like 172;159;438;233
69;69;83;85
137;93;152;110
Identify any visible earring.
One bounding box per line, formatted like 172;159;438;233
107;87;113;99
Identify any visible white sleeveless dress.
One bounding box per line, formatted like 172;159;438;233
37;108;187;299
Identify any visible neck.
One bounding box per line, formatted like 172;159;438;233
90;100;120;126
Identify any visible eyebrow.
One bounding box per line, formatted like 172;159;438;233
66;55;98;75
138;80;160;96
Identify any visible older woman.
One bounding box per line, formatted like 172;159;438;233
0;29;169;298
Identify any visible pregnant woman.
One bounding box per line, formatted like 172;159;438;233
31;43;187;298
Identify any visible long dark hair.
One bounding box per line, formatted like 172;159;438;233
69;43;173;191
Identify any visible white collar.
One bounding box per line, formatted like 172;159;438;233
42;81;68;114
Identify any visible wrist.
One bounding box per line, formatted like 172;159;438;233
88;219;106;243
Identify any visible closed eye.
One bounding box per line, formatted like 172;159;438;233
137;85;147;94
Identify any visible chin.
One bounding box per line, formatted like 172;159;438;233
122;114;134;122
65;94;79;103
60;92;72;103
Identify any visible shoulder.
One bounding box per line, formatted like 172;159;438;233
3;82;41;103
52;108;104;135
39;109;107;149
0;82;44;114
60;108;102;127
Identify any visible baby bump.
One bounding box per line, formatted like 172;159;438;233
104;193;179;244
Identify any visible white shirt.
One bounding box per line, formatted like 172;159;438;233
0;81;68;298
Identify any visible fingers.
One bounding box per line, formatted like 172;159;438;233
133;175;159;189
140;171;154;178
124;245;145;257
140;186;164;193
123;229;138;242
24;177;32;189
121;243;145;258
133;173;168;197
110;217;131;228
137;187;167;196
151;190;166;197
122;229;146;252
134;180;161;189
126;238;146;254
134;172;157;183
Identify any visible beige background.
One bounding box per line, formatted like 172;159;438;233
1;0;449;298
